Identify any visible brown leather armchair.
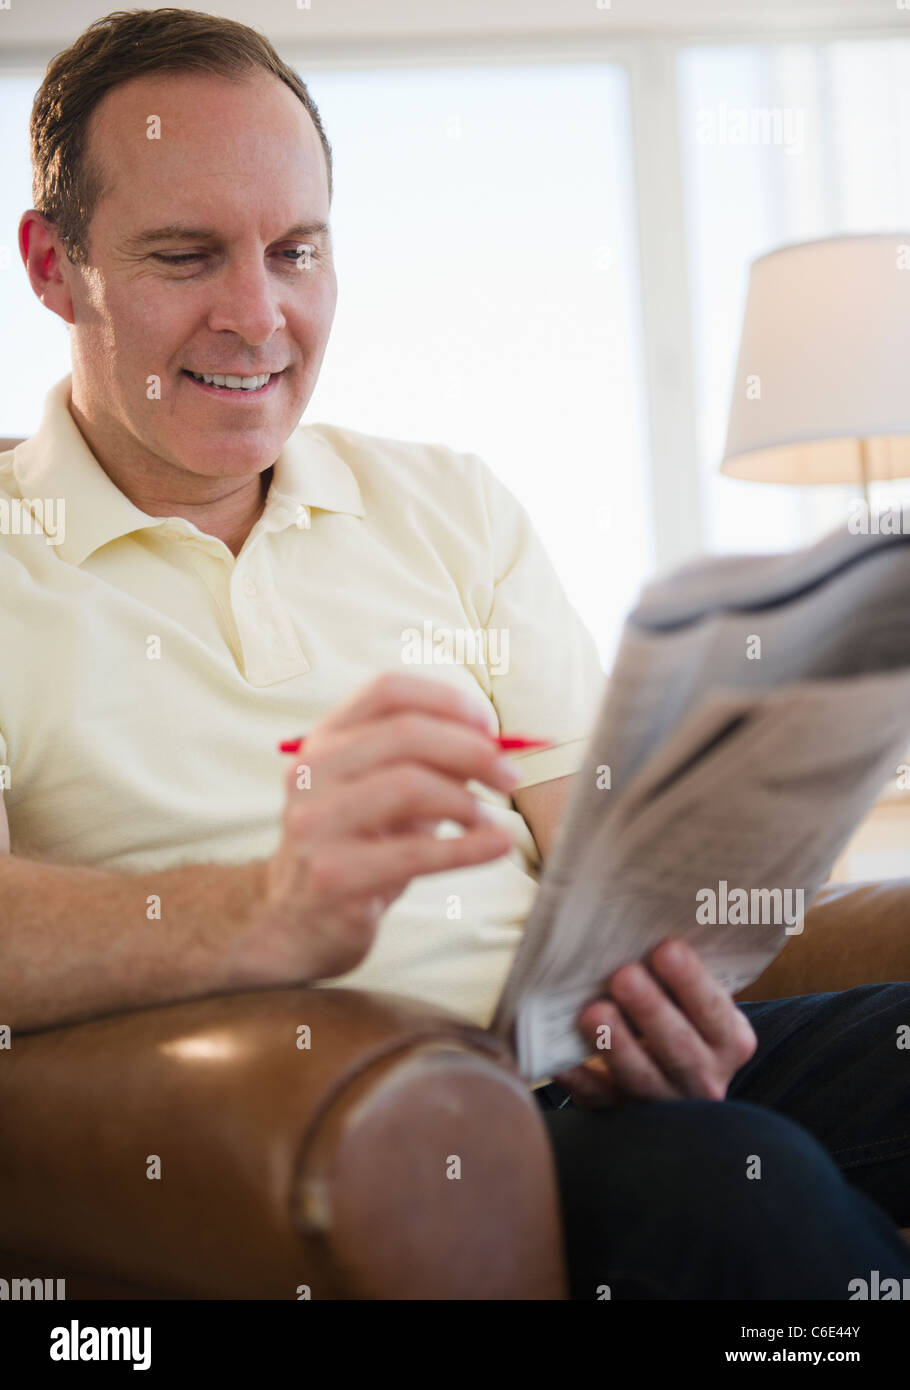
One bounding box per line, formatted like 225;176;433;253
735;877;910;1002
2;878;907;1299
0;987;568;1299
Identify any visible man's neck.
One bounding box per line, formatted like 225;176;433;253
68;398;273;558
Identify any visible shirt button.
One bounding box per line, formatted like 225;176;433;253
242;576;258;597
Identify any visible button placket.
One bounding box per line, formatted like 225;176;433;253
231;538;309;684
180;546;245;669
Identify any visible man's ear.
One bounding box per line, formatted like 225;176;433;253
18;209;76;326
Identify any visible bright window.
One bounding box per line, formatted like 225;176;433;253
678;39;910;555
295;61;651;668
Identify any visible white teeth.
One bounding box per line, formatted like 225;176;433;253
188;371;271;390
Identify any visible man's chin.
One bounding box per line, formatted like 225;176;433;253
174;407;298;461
178;369;305;436
170;443;283;481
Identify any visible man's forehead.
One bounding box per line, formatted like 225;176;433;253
89;69;325;167
86;71;329;228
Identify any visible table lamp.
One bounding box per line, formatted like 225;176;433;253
721;233;910;502
722;232;910;823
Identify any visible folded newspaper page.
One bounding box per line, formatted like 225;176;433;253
490;524;910;1082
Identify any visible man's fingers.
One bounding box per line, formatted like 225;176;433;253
648;938;758;1064
287;764;501;845
316;671;493;738
286;713;518;798
571;943;759;1104
303;823;512;904
605;963;729;1099
553;1056;618;1109
581;1000;679;1100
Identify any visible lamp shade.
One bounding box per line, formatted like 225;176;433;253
721;233;910;485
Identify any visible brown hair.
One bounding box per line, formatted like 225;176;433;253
29;7;333;265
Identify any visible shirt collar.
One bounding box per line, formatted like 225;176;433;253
11;372;365;566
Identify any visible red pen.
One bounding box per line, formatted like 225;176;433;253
277;734;550;754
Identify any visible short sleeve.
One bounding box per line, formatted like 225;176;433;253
476;458;607;791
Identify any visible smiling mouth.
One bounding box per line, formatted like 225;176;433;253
182;369;283;392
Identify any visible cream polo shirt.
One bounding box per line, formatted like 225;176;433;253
0;372;606;1029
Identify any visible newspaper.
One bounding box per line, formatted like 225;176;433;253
490;524;910;1082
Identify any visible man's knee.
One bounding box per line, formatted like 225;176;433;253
550;1098;845;1249
550;1095;833;1202
547;1097;865;1298
626;1097;845;1228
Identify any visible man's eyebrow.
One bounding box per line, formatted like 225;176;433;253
121;220;330;250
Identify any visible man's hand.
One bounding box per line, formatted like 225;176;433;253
227;672;519;988
553;938;758;1108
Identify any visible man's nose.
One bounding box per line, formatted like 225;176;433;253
205;255;287;343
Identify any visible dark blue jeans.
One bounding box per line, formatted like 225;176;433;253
535;982;910;1299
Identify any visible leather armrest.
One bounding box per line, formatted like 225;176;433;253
0;987;567;1299
736;878;910;1001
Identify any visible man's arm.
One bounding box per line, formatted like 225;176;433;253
0;673;524;1036
512;774;576;863
0;791;268;1033
0;771;572;1031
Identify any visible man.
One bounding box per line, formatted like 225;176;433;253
2;9;909;1299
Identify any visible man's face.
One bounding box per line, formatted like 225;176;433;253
58;69;336;486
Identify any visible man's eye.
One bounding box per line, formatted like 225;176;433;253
151;248;318;266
